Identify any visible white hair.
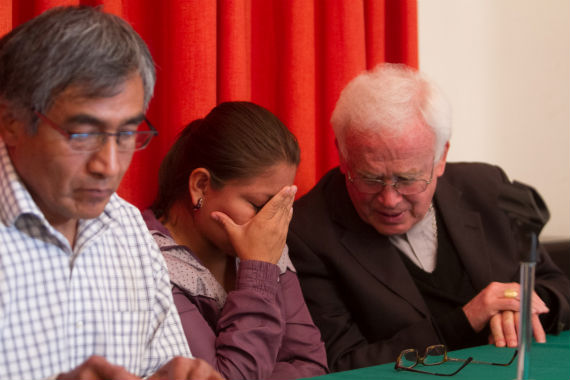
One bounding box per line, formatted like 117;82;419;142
331;63;452;162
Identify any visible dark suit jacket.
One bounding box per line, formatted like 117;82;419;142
288;162;570;371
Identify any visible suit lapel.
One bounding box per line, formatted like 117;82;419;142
435;177;493;290
327;170;432;317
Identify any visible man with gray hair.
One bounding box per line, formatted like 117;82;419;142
288;63;569;371
0;6;221;379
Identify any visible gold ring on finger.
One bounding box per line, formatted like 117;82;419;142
503;289;518;299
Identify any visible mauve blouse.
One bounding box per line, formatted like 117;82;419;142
143;210;328;380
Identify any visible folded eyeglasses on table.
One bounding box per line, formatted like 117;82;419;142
395;344;518;376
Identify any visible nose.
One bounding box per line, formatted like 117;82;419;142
87;137;122;178
374;183;401;208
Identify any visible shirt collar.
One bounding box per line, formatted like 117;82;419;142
0;139;45;226
389;203;438;272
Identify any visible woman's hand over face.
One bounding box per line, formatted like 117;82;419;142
211;185;297;264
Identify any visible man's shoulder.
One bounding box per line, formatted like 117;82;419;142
290;167;353;240
292;168;342;223
444;161;505;175
105;194;147;223
442;162;508;187
103;194;158;248
437;162;512;210
295;167;343;209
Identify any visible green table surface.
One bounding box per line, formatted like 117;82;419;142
307;331;570;380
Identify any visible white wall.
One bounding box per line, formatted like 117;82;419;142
418;0;569;240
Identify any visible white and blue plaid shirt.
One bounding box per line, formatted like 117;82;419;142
0;141;191;379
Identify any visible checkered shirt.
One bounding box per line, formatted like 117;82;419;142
0;141;191;379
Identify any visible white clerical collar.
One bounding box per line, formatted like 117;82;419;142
388;204;438;273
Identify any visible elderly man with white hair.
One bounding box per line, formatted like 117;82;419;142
287;63;570;372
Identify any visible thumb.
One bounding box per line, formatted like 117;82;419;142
211;211;239;235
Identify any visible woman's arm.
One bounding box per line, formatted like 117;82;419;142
269;270;328;379
173;261;286;380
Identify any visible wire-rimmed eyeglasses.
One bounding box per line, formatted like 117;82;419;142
35;111;158;152
395;344;518;376
346;163;434;195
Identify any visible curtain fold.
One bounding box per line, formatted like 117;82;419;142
0;0;417;209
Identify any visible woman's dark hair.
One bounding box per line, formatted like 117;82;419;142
152;101;300;220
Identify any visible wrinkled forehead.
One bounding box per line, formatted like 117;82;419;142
51;81;125;106
45;71;145;113
343;122;436;164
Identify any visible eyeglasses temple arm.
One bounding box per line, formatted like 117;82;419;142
395;357;473;376
435;357;472;376
144;117;158;135
447;349;517;366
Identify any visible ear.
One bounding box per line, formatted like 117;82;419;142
0;104;25;146
188;168;212;206
434;142;450;177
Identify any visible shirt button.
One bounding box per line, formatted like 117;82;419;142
76;320;84;329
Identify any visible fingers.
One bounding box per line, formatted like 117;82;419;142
489;311;517;348
489;314;505;347
210;185;297;263
262;184;297;231
464;282;519;332
496;283;549;314
149;357;224;380
211;185;296;230
185;358;225;380
464;281;551;334
502;311;518;347
531;313;547;343
57;356;140;380
260;185;296;220
210;210;238;233
496;282;521;311
531;291;549;314
488;305;547;350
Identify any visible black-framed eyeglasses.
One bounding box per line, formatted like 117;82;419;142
346;162;434;195
395;344;518;377
35;111;158;152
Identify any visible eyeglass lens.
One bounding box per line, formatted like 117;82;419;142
35;111;156;152
357;179;425;195
351;175;431;195
69;127;154;152
399;350;418;368
424;345;446;365
399;345;447;368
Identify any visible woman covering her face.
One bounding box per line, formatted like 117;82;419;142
143;101;328;380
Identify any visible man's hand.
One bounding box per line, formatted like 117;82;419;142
211;185;297;264
488;310;546;347
148;357;224;380
56;356;140;379
462;282;549;332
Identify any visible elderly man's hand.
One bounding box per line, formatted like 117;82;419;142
56;356;140;379
462;281;549;333
148;357;224;380
487;310;546;347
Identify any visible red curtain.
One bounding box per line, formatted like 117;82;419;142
1;0;417;209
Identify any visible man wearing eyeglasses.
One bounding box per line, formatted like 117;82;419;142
287;63;570;371
0;6;222;380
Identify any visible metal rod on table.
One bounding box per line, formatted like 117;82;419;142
516;233;537;380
